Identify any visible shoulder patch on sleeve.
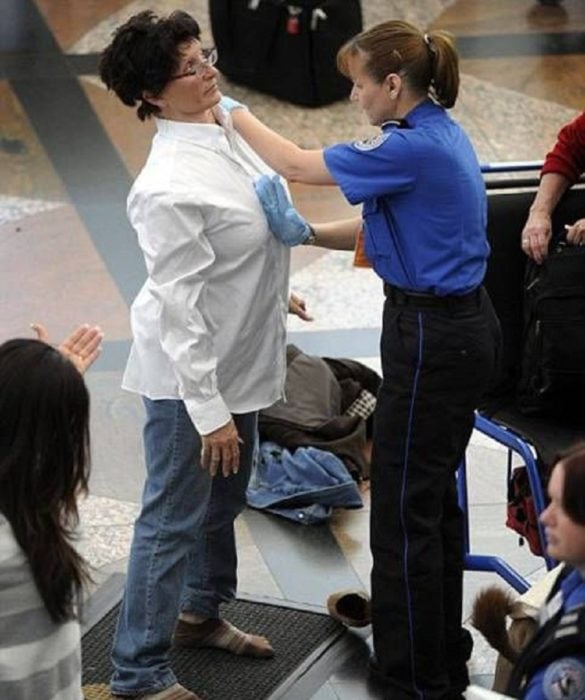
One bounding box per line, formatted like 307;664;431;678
543;658;585;700
353;133;390;151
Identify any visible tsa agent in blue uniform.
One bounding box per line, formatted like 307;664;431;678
226;19;501;699
507;443;585;700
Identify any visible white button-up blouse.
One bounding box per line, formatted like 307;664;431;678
122;113;290;435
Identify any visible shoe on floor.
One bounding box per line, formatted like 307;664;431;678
326;589;371;628
111;682;201;699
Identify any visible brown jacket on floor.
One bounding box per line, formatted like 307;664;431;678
259;345;381;479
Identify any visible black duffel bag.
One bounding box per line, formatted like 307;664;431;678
517;240;585;418
209;0;362;107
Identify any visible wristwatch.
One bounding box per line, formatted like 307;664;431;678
303;224;317;246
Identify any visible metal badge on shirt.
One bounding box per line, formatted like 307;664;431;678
353;133;390;151
543;658;585;700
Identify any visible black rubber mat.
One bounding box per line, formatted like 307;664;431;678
82;599;346;699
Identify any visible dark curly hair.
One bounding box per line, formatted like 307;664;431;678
99;10;201;121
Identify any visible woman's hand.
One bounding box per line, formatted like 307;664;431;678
201;419;242;477
288;292;313;321
218;95;247;113
521;210;552;264
565;219;585;246
255;174;311;246
31;323;103;374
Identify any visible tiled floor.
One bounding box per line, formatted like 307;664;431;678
1;0;583;697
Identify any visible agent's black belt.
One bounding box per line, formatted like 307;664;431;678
383;283;482;309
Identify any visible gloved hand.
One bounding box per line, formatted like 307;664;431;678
219;95;247;113
254;174;311;246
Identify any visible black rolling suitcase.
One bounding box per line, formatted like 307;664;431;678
209;0;362;107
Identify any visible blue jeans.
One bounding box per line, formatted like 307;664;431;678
110;398;257;695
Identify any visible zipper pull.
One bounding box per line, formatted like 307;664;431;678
286;6;302;35
311;7;327;31
526;277;540;292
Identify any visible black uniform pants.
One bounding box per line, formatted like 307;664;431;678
370;287;501;700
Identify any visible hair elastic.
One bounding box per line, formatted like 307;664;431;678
423;33;436;55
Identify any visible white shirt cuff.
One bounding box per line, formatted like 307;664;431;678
184;394;232;436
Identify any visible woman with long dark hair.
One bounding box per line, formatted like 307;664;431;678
0;325;102;700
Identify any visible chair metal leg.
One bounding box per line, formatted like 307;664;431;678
458;413;555;593
465;554;529;593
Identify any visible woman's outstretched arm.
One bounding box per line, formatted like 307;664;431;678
231;107;335;185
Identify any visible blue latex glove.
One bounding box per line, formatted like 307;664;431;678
219;95;247;113
254;175;311;246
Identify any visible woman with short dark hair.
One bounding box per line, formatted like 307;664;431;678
100;10;290;700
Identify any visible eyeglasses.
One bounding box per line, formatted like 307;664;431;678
169;47;218;81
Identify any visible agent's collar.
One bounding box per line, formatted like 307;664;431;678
380;119;410;131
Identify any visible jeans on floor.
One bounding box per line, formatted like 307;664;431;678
110;398;257;695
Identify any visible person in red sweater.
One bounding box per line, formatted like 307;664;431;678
521;112;585;263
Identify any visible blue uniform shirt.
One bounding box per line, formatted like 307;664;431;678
323;99;489;296
524;569;585;700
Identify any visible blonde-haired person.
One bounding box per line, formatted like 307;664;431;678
223;20;501;699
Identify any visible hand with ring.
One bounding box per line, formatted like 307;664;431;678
200;418;241;477
520;209;552;264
